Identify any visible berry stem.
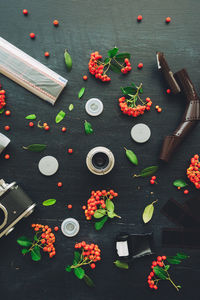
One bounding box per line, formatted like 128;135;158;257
113;57;124;68
167;277;180;291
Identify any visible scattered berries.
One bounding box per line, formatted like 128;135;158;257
4;125;10;131
57;182;63;187
166;89;171;94
23;9;28;15
137;62;143;69
83;75;88;81
155;105;162;113
54;226;59;232
137;15;143;22
67;204;72;210
187;154;200;189
29;122;34;127
53;20;59;26
90;263;96;269
44;52;50;57
61;127;67;132
29;33;35;39
165;17;171;23
5;110;11;116
68;148;73;154
184;189;189;194
4;154;10;160
150;176;157;185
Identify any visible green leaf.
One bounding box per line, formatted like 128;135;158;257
104;58;110;64
25;114;36;120
74;267;85;279
108;47;119;58
17;236;32;247
121;86;137;95
153;266;167;280
31;245;41;261
124;147;138;166
34;235;39;241
0;108;5;114
177;285;182;289
64;49;72;71
78;87;85;99
106;199;114;213
166;257;182;264
176;252;189;260
139;166;158;177
55;110;66;123
94;209;106;219
114;260;129;269
110;63;121;73
69;104;74;111
165;265;170;271
42;199;56;206
142;203;155;223
94;215;108;230
23;144;47;152
115;53;130;60
173;179;188;188
65;265;72;272
84;120;93;134
107;211;117;218
139;87;143;94
74;251;81;264
83;274;95;287
21;248;29;255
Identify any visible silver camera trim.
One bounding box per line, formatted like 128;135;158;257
0;203;8;230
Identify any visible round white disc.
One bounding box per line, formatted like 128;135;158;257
85;98;103;116
131;123;151;143
61;218;80;237
38;156;59;176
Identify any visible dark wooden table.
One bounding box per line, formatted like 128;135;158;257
0;0;200;299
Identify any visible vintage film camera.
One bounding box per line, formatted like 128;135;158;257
0;179;36;238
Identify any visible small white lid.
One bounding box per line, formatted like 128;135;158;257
85;98;103;116
131;123;151;143
61;218;80;237
38;156;59;176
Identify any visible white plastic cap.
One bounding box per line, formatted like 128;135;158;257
85;98;103;116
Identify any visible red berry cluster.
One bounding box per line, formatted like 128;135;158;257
147;256;166;290
119;96;152;117
121;58;132;74
31;224;56;258
187;154;200;189
88;51;111;82
75;241;101;268
83;189;118;220
0;87;6;110
150;176;157;185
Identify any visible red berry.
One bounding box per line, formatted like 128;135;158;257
67;204;72;210
154;285;158;290
68;148;73;154
29;122;34;127
61;127;67;132
5;110;11;116
152;261;157;266
90;263;96;269
44;125;50;131
184;189;189;194
157;256;162;262
57;182;63;187
44;52;50;57
137;15;143;21
150;179;155;185
54;226;59;231
165;17;171;23
29;33;35;39
83;75;88;81
138;62;143;69
4;125;10;131
166;89;171;94
152;176;156;180
150;272;154;277
53;20;59;26
162;256;166;260
23;9;28;15
82;205;86;210
4;154;10;160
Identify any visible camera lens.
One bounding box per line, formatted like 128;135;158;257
0;208;4;226
92;152;109;169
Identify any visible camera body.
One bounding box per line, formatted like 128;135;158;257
0;179;36;238
86;146;115;175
